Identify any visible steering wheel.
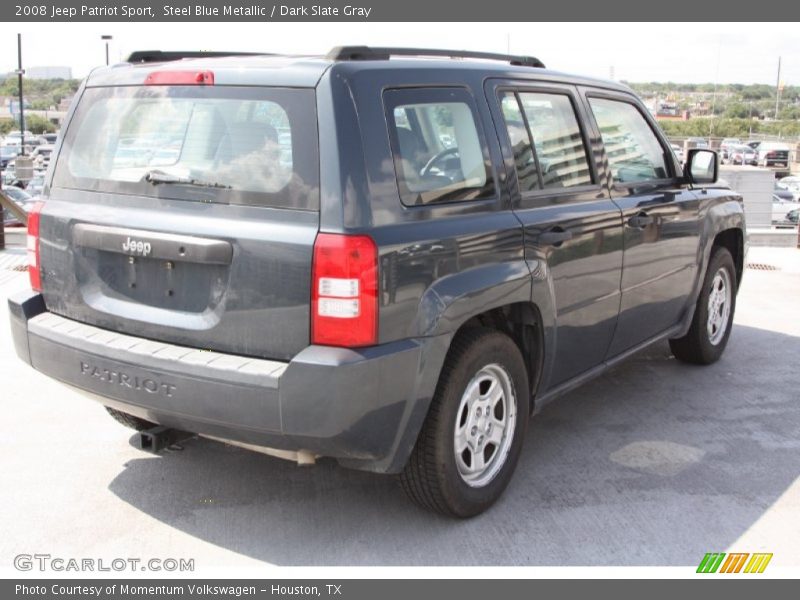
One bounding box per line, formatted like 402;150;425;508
420;147;459;178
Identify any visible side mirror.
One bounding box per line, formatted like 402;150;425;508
684;149;718;184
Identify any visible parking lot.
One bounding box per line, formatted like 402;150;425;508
0;244;798;568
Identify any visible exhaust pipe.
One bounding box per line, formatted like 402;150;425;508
201;435;318;466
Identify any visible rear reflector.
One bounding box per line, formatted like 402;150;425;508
27;201;44;291
144;70;215;85
311;233;378;347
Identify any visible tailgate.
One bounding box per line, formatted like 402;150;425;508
42;83;320;361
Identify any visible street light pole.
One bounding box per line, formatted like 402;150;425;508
775;56;782;120
101;35;113;66
17;33;25;155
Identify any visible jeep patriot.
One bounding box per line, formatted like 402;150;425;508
8;47;746;516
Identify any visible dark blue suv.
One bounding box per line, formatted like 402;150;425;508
9;47;746;516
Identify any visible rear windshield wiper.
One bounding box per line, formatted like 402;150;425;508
144;170;231;189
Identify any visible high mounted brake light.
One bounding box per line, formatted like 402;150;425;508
144;70;215;85
27;201;44;291
311;233;378;347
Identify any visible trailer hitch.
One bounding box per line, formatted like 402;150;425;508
138;426;194;453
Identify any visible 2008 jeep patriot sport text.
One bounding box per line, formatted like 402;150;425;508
9;47;746;517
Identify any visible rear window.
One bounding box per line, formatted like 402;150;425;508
53;86;319;210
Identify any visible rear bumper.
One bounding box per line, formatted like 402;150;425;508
9;291;450;474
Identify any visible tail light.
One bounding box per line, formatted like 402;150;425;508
311;233;378;347
766;151;777;159
27;201;45;291
144;70;214;85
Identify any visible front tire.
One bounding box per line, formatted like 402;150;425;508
670;246;737;365
400;327;529;517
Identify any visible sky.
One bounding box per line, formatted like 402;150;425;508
1;21;798;85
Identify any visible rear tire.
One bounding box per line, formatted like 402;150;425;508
105;407;156;431
669;246;737;365
400;327;529;517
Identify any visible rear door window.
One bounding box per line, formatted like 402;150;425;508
53;86;319;210
384;87;495;206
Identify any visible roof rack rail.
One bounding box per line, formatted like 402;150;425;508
327;46;545;68
126;50;269;64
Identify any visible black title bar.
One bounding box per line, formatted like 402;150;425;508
4;0;800;21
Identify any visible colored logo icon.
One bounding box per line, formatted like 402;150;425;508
697;553;773;573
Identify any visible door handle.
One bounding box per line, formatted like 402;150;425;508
538;228;573;247
627;212;654;228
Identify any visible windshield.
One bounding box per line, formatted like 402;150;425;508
52;85;319;210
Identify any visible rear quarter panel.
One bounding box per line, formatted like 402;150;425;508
319;64;533;343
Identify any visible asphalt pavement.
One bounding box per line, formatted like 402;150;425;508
0;244;797;568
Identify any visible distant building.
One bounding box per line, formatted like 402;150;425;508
26;66;73;80
646;98;689;120
655;100;680;117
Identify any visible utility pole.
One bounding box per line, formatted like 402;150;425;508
102;35;113;65
16;33;25;155
775;56;782;120
710;39;721;139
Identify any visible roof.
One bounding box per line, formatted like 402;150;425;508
84;51;632;95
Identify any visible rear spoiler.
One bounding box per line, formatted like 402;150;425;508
126;50;270;63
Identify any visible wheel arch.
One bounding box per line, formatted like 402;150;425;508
456;301;545;414
712;227;745;288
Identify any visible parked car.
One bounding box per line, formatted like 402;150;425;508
2;130;34;146
687;136;708;148
773;186;795;203
2;161;18;185
25;173;45;196
40;133;59;144
772;194;800;225
8;47;747;517
670;143;684;161
30;144;54;169
756;142;791;169
776;175;800;200
727;144;757;166
1;161;42;188
778;175;800;187
719;138;741;160
1;186;34;227
0;145;19;169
